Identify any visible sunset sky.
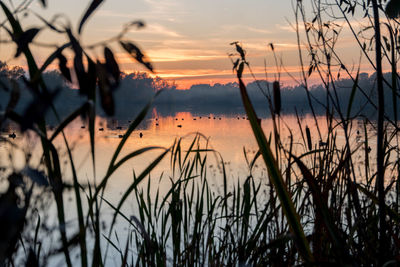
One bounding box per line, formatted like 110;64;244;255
0;0;376;89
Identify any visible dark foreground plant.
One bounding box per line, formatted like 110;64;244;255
2;0;400;266
0;0;169;266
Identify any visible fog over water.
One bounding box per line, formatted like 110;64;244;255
0;67;396;123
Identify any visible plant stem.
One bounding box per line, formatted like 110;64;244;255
371;1;387;264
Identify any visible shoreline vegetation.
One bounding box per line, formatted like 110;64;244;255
1;0;400;266
1;65;399;120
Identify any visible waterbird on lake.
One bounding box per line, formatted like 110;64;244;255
139;132;143;138
218;118;221;120
319;140;328;147
242;117;245;119
81;125;85;129
193;118;196;120
175;118;178;120
156;123;159;126
99;128;104;131
213;117;216;119
156;118;158;121
199;116;202;119
118;134;124;138
8;132;16;139
116;126;122;130
177;125;182;128
182;118;184;120
208;116;211;119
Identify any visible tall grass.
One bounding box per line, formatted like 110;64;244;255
2;0;400;266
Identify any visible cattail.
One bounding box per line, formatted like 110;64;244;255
273;81;281;115
305;125;312;151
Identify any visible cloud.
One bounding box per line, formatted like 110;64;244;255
141;0;187;21
216;24;272;37
116;48;226;63
144;24;183;38
96;9;137;18
276;23;296;33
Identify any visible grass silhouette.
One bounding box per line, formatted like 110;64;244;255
1;0;400;266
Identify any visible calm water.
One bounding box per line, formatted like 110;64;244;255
0;109;372;199
0;109;375;264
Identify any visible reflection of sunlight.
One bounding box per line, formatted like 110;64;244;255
0;113;341;191
1;112;376;208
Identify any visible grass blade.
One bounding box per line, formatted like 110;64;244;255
78;0;104;34
237;75;314;263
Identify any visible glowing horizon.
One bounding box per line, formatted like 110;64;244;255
0;0;383;90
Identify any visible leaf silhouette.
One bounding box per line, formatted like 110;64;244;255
231;42;245;60
273;81;281;115
73;53;87;95
237;61;244;79
66;29;83;55
96;61;115;116
78;0;104;34
15;28;40;57
104;46;120;86
20;88;60;131
32;42;71;83
86;57;97;100
57;53;71;82
385;0;400;19
308;64;313;77
119;41;154;72
126;20;145;29
67;29;89;95
33;13;64;33
232;59;239;72
305;126;312;150
346;69;359;119
269;43;274;51
0;173;29;266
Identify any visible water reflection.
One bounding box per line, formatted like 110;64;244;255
0;109;381;260
1;107;375;196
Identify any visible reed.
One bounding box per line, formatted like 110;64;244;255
1;0;400;266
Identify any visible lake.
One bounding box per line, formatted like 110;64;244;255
0;107;377;265
0;105;376;203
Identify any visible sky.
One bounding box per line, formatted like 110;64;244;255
0;0;378;89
